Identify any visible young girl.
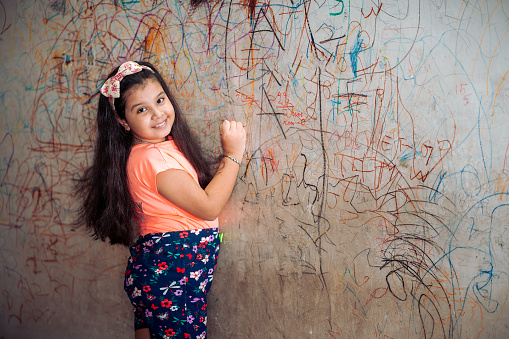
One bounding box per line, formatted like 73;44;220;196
75;61;246;339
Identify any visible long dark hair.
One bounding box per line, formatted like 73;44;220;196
74;61;213;246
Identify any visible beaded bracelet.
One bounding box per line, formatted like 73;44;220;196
223;154;240;165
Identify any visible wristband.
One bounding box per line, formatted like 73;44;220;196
223;154;240;165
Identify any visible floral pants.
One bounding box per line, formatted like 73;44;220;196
124;228;220;339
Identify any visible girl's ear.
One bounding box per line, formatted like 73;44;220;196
117;118;130;131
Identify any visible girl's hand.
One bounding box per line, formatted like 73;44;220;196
220;120;246;161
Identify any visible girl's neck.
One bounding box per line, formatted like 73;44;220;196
133;136;170;145
134;139;155;145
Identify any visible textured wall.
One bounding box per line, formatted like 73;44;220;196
0;0;508;338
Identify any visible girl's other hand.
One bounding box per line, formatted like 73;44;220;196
220;120;246;161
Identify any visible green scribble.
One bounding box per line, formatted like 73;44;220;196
330;0;344;16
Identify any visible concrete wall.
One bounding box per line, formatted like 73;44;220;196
0;0;508;338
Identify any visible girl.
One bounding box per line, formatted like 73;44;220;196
75;61;246;339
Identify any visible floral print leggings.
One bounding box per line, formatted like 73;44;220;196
124;228;219;339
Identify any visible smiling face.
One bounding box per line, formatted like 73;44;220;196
120;79;175;143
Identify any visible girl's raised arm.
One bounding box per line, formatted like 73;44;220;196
156;120;246;220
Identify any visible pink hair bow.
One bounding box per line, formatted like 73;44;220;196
100;61;152;108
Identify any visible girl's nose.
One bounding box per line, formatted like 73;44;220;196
152;108;164;118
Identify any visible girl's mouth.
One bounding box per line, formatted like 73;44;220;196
154;119;167;128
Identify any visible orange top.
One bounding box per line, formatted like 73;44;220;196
126;138;218;235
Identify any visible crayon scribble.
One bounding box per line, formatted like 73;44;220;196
0;0;507;338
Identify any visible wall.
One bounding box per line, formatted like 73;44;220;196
0;0;508;338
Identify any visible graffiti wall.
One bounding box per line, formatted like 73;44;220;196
0;0;508;338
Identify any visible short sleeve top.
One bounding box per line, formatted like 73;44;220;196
126;138;218;235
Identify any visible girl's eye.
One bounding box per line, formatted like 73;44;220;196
157;97;164;104
137;107;147;114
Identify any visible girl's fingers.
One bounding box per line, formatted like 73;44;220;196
221;119;244;133
222;119;230;131
220;120;246;159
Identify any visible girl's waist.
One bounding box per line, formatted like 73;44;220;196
133;227;219;249
138;215;218;236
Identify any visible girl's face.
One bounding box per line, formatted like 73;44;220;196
120;79;175;143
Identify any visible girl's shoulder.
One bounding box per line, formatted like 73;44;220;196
128;138;198;181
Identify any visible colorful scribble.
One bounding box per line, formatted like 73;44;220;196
0;0;507;338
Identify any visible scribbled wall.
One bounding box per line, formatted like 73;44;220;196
0;0;508;338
